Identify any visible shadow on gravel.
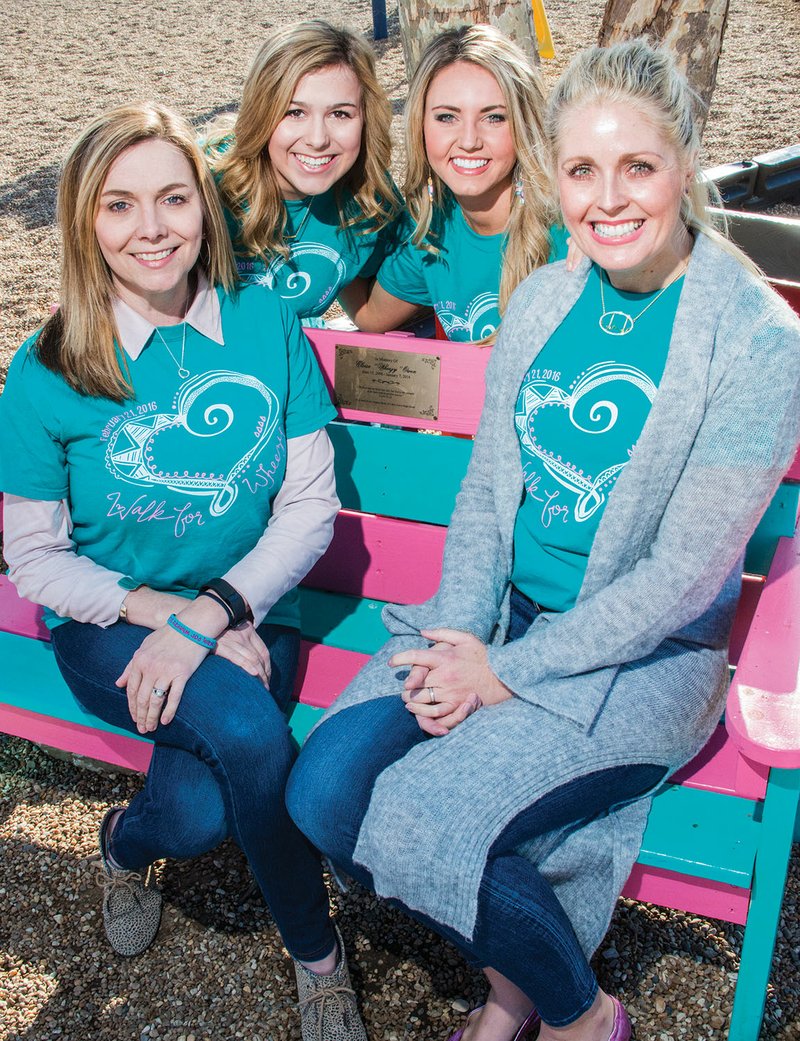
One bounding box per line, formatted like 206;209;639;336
0;164;59;229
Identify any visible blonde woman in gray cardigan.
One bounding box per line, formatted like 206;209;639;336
287;41;800;1041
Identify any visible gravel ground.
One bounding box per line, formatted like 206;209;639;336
1;1;799;1039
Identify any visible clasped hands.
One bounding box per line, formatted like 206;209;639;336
390;628;512;737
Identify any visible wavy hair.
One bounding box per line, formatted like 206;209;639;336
545;38;759;274
36;102;236;402
206;20;398;261
403;24;555;333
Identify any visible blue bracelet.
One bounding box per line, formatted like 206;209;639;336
167;614;217;652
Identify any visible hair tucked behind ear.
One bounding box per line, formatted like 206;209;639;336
205;20;398;262
545;38;760;275
36;102;236;402
403;24;556;341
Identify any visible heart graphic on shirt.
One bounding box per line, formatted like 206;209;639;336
243;242;347;311
437;292;499;341
105;370;280;517
516;361;656;522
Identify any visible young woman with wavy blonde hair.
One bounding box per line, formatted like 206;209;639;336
347;24;562;342
205;20;400;325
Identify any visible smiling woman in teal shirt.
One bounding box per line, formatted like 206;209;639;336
0;102;368;1041
345;25;563;342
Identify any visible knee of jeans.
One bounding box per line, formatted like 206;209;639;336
286;752;352;862
213;707;295;772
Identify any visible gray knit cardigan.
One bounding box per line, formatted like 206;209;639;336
316;232;800;954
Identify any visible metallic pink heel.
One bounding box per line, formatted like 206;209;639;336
607;996;632;1041
447;1004;541;1041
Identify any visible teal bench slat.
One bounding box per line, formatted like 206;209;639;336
298;588;391;653
0;630;148;744
330;422;472;525
637;783;759;888
743;481;800;575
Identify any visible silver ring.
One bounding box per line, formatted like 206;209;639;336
427;686;437;705
151;687;168;700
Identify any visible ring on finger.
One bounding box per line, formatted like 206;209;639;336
427;686;437;705
151;687;169;700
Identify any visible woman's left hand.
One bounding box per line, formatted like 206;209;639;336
390;629;513;736
116;625;210;734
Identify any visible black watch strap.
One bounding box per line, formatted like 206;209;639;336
198;578;251;627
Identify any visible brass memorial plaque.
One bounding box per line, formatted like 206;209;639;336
334;344;441;421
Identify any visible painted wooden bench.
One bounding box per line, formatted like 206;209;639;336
1;324;799;1041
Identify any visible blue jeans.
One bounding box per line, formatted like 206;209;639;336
51;619;335;962
287;588;665;1024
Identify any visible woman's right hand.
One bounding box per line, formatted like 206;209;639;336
215;622;271;688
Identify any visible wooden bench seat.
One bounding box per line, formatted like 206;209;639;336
1;325;799;1041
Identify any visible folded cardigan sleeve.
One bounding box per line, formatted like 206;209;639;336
487;280;800;727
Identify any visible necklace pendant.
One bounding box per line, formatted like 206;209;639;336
599;310;635;336
177;366;190;380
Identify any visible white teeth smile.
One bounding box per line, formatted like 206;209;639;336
592;220;644;239
295;154;334;169
134;248;176;261
452;157;489;170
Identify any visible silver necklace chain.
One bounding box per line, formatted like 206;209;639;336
598;264;687;337
154;292;191;379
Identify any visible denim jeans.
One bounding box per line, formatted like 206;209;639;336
287;587;665;1023
51;619;335;962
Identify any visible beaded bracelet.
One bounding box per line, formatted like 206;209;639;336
167;614;218;652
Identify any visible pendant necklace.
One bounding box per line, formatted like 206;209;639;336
598;263;687;337
285;196;315;242
154;296;190;379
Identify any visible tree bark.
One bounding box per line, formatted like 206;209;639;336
598;0;730;131
397;0;539;78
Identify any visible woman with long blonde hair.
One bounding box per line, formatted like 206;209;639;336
0;102;367;1041
289;39;800;1041
206;20;399;326
347;24;562;341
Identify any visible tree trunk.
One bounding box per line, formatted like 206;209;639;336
598;0;730;132
397;0;539;78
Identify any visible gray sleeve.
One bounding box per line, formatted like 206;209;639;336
222;428;340;625
2;495;127;626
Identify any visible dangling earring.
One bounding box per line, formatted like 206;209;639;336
513;170;525;205
427;174;435;203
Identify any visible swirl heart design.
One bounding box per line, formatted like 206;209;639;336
105;370;280;517
516;361;657;522
242;241;348;310
437;291;499;341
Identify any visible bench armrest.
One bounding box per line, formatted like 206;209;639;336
725;527;800;767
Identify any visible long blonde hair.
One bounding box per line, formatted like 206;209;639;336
545;39;760;275
403;25;555;330
207;20;398;261
36;102;236;402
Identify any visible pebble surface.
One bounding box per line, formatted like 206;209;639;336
1;737;799;1041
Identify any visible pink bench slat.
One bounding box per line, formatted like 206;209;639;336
294;641;370;708
726;530;800;768
0;701;153;773
305;511;446;603
787;443;800;482
622;863;749;926
305;328;489;435
669;723;768;801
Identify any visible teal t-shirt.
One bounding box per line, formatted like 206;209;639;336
229;189;396;324
0;285;336;628
376;205;568;342
511;265;683;612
